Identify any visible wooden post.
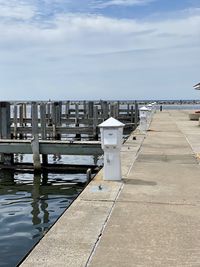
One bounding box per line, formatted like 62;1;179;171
0;102;13;165
110;102;118;118
110;103;115;117
13;104;18;139
56;102;61;139
86;168;92;184
18;104;24;139
88;101;94;119
23;103;27;126
47;101;52;126
24;103;27;139
52;101;62;139
31;102;41;172
65;101;70;119
40;103;46;140
131;105;134;123
101;101;109;120
127;103;130;116
75;103;81;140
0;102;10;138
75;102;79;124
93;106;98;140
58;101;62;126
134;101;139;129
40;103;48;165
52;102;56;138
116;101;120;119
83;101;87;118
32;102;39;137
19;104;23;126
109;103;112;117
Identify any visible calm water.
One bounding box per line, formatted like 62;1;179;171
0;154;101;267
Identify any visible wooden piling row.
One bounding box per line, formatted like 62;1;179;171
8;100;139;141
0;100;139;171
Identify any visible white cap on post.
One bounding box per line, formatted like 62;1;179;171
139;106;150;116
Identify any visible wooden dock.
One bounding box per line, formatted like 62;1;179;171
0;101;139;171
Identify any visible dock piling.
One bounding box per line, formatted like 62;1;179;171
88;101;94;119
134;101;139;129
31;102;41;172
65;101;70;119
40;103;48;165
86;168;92;184
101;101;109;120
13;104;18;139
93;106;99;140
0;102;13;165
75;103;81;140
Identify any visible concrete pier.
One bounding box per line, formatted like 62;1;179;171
20;110;200;266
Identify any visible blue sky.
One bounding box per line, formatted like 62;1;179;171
0;0;200;100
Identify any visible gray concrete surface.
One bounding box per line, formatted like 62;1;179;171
20;110;200;267
89;110;200;267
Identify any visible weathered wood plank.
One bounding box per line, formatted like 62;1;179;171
0;162;100;173
0;140;103;155
10;126;94;135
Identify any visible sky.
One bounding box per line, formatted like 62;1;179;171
0;0;200;100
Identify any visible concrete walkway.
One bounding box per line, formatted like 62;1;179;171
21;110;200;267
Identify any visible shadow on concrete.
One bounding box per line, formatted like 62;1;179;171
123;178;157;186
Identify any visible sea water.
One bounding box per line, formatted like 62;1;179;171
0;154;101;267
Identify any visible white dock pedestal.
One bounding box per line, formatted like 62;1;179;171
99;117;125;181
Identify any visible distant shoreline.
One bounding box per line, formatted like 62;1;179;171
1;99;200;105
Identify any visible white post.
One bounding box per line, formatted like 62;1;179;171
147;104;153;124
151;102;157;114
139;106;149;133
99;117;125;181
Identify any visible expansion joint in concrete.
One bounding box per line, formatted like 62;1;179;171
81;199;115;203
117;200;198;207
85;183;124;267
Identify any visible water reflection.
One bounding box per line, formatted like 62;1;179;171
12;153;103;166
0;170;85;267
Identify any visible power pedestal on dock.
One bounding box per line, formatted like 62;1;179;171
139;106;150;133
99;117;125;181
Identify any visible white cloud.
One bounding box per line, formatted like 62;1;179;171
0;4;200;99
1;10;198;53
94;0;156;8
0;1;36;20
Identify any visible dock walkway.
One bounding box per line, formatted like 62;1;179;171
21;110;200;266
